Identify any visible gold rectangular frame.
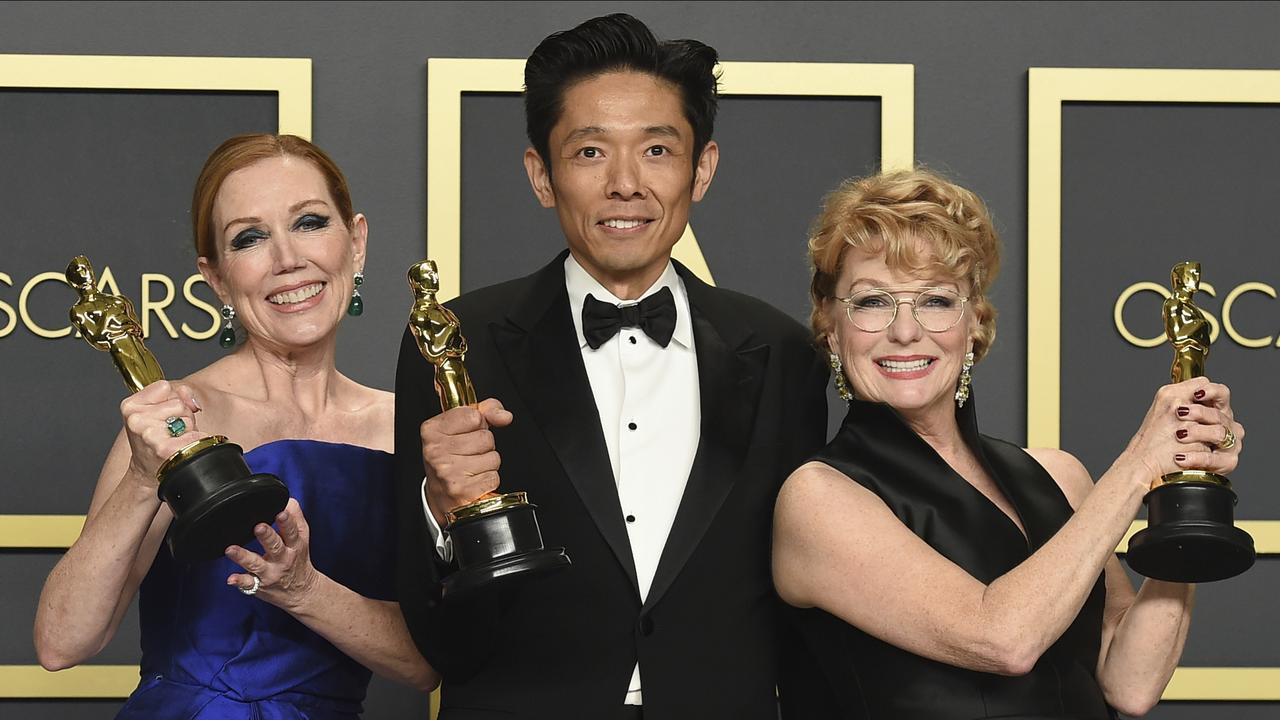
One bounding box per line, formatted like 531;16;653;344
0;53;312;700
426;58;914;300
1028;66;1280;702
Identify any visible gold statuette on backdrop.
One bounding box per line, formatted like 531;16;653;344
408;260;570;597
1126;261;1255;582
67;256;165;393
66;255;289;562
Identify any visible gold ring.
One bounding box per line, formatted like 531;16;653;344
1217;425;1236;451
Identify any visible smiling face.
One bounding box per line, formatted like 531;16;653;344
524;70;718;298
827;245;977;421
197;155;367;353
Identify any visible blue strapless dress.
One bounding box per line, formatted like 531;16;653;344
116;440;396;720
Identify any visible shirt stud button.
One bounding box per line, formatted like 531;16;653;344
626;514;636;523
628;422;637;431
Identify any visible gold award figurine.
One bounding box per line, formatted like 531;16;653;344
1126;261;1254;582
67;255;165;393
1164;261;1212;384
408;260;477;410
408;260;569;596
66;255;289;562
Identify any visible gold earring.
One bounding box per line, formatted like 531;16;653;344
955;351;974;407
830;352;853;402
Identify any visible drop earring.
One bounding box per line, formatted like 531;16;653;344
348;271;364;316
955;351;975;407
218;304;236;349
829;352;853;403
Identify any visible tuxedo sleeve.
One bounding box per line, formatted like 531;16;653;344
776;342;830;719
394;324;503;680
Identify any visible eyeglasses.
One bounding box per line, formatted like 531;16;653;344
836;287;969;333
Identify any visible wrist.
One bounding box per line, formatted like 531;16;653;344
120;466;162;500
1108;453;1160;498
425;492;451;528
283;568;329;616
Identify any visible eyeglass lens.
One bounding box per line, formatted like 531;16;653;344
844;288;965;332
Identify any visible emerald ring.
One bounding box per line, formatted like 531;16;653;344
165;416;188;438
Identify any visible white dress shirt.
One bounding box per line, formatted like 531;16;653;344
422;254;700;706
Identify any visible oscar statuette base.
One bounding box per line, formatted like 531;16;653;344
1127;477;1255;583
158;437;291;563
441;495;571;598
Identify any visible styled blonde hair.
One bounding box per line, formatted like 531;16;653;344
808;168;1001;361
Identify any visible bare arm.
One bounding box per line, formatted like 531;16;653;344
1083;382;1241;715
1095;560;1193;715
774;455;1143;676
1027;448;1196;716
34;381;199;669
225;500;439;691
774;378;1235;683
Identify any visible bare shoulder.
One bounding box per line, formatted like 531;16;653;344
363;387;395;429
174;358;247;430
345;381;394;452
1024;447;1094;508
777;460;883;521
779;461;850;505
350;382;393;414
178;355;250;403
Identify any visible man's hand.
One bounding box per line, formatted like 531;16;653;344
421;398;514;527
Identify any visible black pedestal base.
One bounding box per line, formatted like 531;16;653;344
1127;481;1255;583
159;441;290;562
442;502;570;598
442;547;571;597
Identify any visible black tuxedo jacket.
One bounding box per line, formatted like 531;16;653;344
395;252;828;719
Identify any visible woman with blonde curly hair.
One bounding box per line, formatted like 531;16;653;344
773;168;1239;718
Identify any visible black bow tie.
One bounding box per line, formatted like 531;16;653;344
582;286;677;350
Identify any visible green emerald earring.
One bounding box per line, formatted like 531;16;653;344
347;271;364;316
218;304;236;349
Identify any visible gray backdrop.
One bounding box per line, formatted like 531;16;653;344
2;1;1279;718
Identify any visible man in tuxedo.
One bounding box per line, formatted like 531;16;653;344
395;13;828;719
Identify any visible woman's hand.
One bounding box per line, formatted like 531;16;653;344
226;498;438;690
225;499;321;612
121;380;204;484
1122;376;1243;487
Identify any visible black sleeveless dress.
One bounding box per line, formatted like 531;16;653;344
781;397;1115;720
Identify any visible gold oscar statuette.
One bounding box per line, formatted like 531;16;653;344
408;260;570;596
1126;261;1255;582
66;255;289;561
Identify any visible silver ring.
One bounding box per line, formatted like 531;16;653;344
1217;425;1237;451
239;573;261;596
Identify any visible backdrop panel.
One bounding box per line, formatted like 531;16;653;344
1028;67;1280;707
3;3;1280;717
0;54;306;705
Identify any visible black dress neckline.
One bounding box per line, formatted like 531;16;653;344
782;394;1114;719
832;396;1033;549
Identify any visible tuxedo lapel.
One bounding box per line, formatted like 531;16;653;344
490;254;640;595
644;264;768;610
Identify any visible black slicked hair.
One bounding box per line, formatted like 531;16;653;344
524;13;720;169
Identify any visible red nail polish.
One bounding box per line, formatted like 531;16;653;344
1177;406;1190;417
1176;429;1188;439
1194;389;1206;400
1175;453;1187;462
